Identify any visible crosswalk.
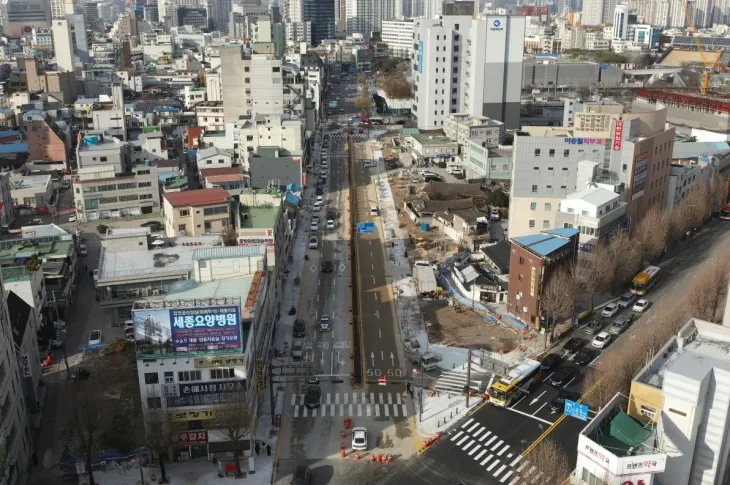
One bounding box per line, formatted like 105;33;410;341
290;391;409;419
449;418;539;485
433;369;482;394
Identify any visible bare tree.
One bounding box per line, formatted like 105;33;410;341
356;73;366;84
682;187;712;229
218;391;256;477
633;208;668;263
354;95;373;114
707;174;730;214
69;379;108;485
688;255;730;322
144;408;176;484
540;265;577;338
576;244;615;310
525;438;572;485
608;229;642;290
221;225;238;246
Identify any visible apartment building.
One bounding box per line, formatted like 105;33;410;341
462;137;512;180
444;113;504;147
21;110;69;167
234;114;304;169
382;20;414;59
163;188;232;237
128;132;168;165
196;102;226;131
412;15;525;130
73;163;160;221
9;173;53;209
220;48;285;122
346;0;402;35
76;132;127;172
197;147;234;169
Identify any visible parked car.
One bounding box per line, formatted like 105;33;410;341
563;338;586;353
326;219;335;230
124;328;135;342
293;319;306;337
540;354;560;371
490;208;500;221
601;303;619;318
573;348;593;366
68;214;77;222
310;220;319;231
30;218;43;225
308;236;319;249
88;330;102;346
592;332;611;349
550;391;570;412
319;315;331;332
633;299;650;313
291;341;304;359
617;292;636;309
351;427;368;451
609;316;631;335
549;368;574;387
583;318;603;336
124;320;134;331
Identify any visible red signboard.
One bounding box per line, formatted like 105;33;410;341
174;430;208;445
613;120;624;151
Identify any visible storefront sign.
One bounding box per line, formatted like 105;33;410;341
174;431;208;445
256;361;265;394
179;380;245;396
617;455;666;476
170;419;220;430
613;120;624;151
631;152;649;201
20;354;31;377
193;355;246;368
167;409;224;422
530;266;536;297
564;137;605;145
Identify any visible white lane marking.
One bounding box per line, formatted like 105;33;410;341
487;460;500;472
339;404;344;416
532;403;547;416
506;406;554;425
396;393;402;405
367;404;372;416
484;436;498;447
358;404;363;416
335;394;340;405
511;455;524;467
384;405;390;417
493;465;507;478
353;393;358;404
456;435;470;446
472;427;486;439
500;471;514;483
468;444;482;456
480;455;494;466
370;393;375;403
349;404;353;416
461;440;475;452
312;408;317;417
393;405;399;418
344;393;349;405
294;406;299;418
467;422;481;433
490;439;504;451
479;431;493;442
326;393;332;406
474;449;488;461
497;444;510;456
330;405;336;417
402;404;408;416
524;466;537;477
302;407;308;418
291;394;297;406
379;393;384;404
388;393;393;405
299;395;305;405
508;477;520;485
375;405;380;417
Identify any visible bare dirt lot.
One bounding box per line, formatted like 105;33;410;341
421;300;518;352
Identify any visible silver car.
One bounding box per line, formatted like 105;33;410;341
291;341;304;359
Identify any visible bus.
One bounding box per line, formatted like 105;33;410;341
488;359;542;407
369;117;384;125
721;203;730;220
630;265;661;296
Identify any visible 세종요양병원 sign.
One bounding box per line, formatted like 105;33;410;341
133;306;242;354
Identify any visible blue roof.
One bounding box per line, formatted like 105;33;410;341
0;130;20;137
285;192;301;206
154;107;179;113
512;230;577;258
0;143;28;154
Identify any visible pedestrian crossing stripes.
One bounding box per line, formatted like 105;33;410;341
290;391;409;419
448;418;539;485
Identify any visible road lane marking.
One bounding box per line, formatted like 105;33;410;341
508;478;520;485
507;406;554;425
484;435;497;446
511;455;523;467
384;405;390;417
497;444;510;456
531;472;543;483
487;459;500;472
393;405;399;418
509;396;525;408
344;393;349;405
472;426;486;438
490;439;504;451
294;406;299;418
302;407;308;418
291;394;297;406
456;435;470;446
353;392;358;404
396;393;402;405
335;394;340;405
402;404;408;416
468;444;482;456
370;393;375;403
479;431;493;442
367;404;372;416
376;405;380;417
474;449;488;461
480;455;494;466
349;404;353;416
326;393;332;405
388;393;393;405
532;403;547;416
330;405;336;417
524;466;536;477
563;377;576;387
461;440;475;452
542;372;554;383
531;391;546;404
467;422;481;433
312;408;317;417
340;404;344;416
379;393;384;404
500;470;513;483
493;465;507;478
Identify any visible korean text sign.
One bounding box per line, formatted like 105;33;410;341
170;306;241;353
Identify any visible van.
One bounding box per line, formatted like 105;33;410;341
369;206;378;216
420;353;439;371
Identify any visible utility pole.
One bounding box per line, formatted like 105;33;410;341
466;348;472;408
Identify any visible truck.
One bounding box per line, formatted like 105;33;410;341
414;262;437;294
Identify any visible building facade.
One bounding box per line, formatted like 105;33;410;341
163;188;232;237
381;20;414;59
220;48;285;122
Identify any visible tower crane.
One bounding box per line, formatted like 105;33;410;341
682;0;723;95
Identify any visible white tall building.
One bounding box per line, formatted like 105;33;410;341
382;20;414;58
346;0;403;34
582;0;616;25
50;0;74;18
612;4;631;39
52;18;75;72
412;15;525;131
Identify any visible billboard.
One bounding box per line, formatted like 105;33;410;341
613;120;624;151
631;152;649;201
133;305;242;355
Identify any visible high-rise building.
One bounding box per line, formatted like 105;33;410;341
51;0;74;18
412;15;525;131
303;0;334;45
581;0;616;25
382;19;414;58
69;13;90;63
52;18;75;72
211;0;233;32
0;0;50;37
346;0;403;34
612;4;631;39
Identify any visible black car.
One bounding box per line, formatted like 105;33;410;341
550;391;569;412
316;185;324;195
573;348;593;366
293;319;306;337
305;385;321;409
292;465;312;485
540;353;560;371
563;338;586;353
321;261;334;273
549;368;574;387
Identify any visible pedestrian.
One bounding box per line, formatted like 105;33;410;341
409;388;414;399
255;442;260;455
266;444;272;456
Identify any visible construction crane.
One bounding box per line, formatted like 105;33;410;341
682;0;723;95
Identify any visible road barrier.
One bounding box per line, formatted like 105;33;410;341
348;138;363;388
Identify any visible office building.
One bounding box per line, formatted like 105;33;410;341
581;0;616;25
163;188;231;237
303;0;335;46
210;0;232;32
444;113;503;147
0;0;50;37
346;0;403;35
612;4;631;39
50;0;74;18
69;14;90;63
381;20;414;58
633;24;661;50
220;47;285;122
52;18;75;72
412;15;525;131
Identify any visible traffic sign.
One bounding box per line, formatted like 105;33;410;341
378;377;386;386
356;222;375;233
564;399;589;421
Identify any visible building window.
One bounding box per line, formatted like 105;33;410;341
210;368;236;380
100;157;108;162
543;220;550;228
563;149;569;157
178;371;201;382
164;371;174;383
519;257;525;265
147;397;162;409
178;224;186;232
529;220;535;228
518;273;523;281
530;202;536;210
534;149;541;156
179;209;190;216
144;372;159;384
245;67;250;72
548;149;555;157
544;203;551;211
245;78;250;83
531;185;538;193
203;206;228;216
640;405;657;419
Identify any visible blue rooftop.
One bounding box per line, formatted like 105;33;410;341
0;143;28;154
512;229;578;258
0;130;20;138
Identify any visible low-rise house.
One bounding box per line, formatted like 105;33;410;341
9;173;53;209
197;146;234;169
163;188;231;237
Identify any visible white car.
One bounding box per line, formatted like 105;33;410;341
352;427;368;451
313;202;322;212
308;236;319;249
326;219;335;230
68;214;77;222
617;292;635;309
88;330;102;346
310;221;319;231
592;332;611;349
79;244;88;256
633;299;650;313
319;315;331;332
601;303;619;318
124;320;134;331
490;208;500;221
316;195;324;204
